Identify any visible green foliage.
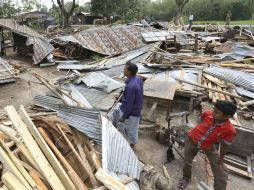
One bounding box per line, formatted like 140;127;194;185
91;0;149;21
144;0;254;22
0;0;21;18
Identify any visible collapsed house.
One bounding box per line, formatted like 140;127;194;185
0;20;254;189
0;19;54;65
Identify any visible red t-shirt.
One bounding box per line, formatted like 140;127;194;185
188;111;236;150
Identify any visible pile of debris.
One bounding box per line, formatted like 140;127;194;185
0;57;19;84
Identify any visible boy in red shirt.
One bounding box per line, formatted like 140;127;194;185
178;100;237;190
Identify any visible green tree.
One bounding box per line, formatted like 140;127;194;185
0;0;21;18
56;0;78;28
174;0;189;25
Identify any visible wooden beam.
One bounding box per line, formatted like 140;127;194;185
146;102;158;120
38;127;88;190
56;124;98;188
95;168;127;190
29;171;48;190
0;139;38;189
2;172;28;190
225;164;251;179
175;78;246;100
18;106;77;190
247;156;253;178
4;105;65;190
73;130;101;170
0;147;32;190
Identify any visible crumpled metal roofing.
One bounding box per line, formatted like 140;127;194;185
74;85;121;111
0;58;16;84
0;19;54;64
141;31;187;42
235;87;254;99
81;72;125;93
57;106;102;144
204;66;254;92
54;25;148;56
101;116;144;180
33;95;102;143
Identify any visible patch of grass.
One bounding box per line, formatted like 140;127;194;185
193;20;253;25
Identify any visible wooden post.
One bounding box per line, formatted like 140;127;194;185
165;36;167;51
194;33;198;53
174;35;177;52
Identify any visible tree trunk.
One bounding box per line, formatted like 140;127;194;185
175;8;182;26
64;14;71;28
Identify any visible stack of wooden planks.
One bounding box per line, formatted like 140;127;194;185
0;58;19;84
0;105;109;190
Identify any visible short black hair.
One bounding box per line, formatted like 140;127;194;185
214;100;237;117
126;62;138;76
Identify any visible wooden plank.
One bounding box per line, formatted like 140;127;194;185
144;79;177;100
203;74;226;88
163;165;170;180
56;124;97;188
225;164;251;179
217;86;226;100
4;105;65;190
0;139;38;190
38;127;88;190
207;81;213;100
224;158;247;171
175;78;246;100
146;102;158;120
247;156;253;178
95;168;126;190
18;106;77;190
16;143;39;172
0;185;9;190
0;147;32;190
73;130;101;170
2;172;28;190
29;171;48;190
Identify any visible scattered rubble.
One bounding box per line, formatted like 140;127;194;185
0;19;254;189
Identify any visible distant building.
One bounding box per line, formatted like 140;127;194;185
77;12;103;25
17;11;56;28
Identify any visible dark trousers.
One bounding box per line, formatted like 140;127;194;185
183;137;228;190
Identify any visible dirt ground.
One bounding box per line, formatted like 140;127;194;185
0;53;254;190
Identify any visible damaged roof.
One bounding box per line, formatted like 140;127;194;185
54;25;149;56
0;19;54;64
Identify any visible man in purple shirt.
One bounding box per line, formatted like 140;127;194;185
110;62;144;149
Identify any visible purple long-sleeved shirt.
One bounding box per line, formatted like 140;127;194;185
120;76;144;120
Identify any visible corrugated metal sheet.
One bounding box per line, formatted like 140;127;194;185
101;116;144;180
61;83;93;108
54;25;148;56
33;95;63;111
0;58;16;84
204;66;254;92
142;31;187;42
235;87;254;99
58;106;101;144
75;85;121;111
81;72;124;93
33;95;102;143
0;19;41;37
140;69;198;91
0;19;54;64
